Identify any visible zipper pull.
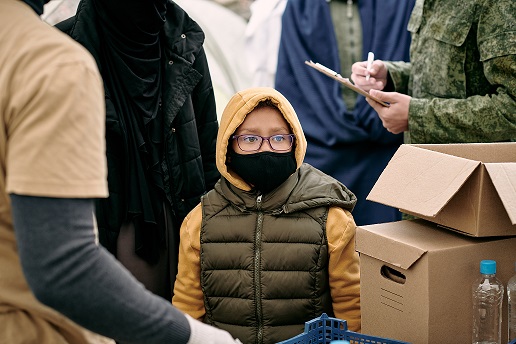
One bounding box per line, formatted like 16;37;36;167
347;0;352;18
256;194;263;210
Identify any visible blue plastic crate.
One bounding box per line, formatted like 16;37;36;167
277;313;409;344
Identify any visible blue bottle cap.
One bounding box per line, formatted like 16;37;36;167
480;260;496;274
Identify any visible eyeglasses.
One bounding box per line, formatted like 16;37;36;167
231;134;296;152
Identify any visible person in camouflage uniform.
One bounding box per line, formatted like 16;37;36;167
350;0;516;144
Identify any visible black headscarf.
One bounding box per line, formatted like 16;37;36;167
23;0;50;15
92;0;169;264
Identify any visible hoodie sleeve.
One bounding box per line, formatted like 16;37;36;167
326;206;361;332
172;204;205;320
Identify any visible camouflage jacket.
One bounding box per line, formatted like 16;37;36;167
385;0;516;144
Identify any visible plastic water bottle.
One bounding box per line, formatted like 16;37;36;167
507;262;516;342
472;260;504;344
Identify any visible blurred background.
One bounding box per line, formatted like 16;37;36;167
42;0;253;24
42;0;254;120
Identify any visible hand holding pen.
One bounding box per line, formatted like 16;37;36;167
350;51;388;92
350;52;412;134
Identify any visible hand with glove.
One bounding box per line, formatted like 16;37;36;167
185;314;243;344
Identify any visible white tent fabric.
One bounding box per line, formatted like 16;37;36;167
244;0;286;88
42;0;252;122
174;0;252;120
42;0;79;25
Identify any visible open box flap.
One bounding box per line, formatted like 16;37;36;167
356;225;426;270
367;144;480;217
485;163;516;225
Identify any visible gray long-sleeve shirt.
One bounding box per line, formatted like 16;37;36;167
10;195;190;344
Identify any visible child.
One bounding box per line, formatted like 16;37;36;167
172;87;361;343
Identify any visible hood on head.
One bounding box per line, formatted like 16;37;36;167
216;87;307;191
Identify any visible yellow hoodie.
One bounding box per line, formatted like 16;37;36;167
172;87;361;333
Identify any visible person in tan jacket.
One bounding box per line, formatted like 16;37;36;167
172;87;361;344
0;0;240;343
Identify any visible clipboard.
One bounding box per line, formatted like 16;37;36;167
305;60;390;107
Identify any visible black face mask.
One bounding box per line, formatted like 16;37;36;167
228;150;297;194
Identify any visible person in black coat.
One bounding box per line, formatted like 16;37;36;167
57;0;220;300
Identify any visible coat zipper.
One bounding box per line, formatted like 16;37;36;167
254;194;264;344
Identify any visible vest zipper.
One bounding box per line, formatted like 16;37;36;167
254;194;264;344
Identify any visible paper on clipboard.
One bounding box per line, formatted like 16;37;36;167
305;60;390;107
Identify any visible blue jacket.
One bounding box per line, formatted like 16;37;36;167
275;0;414;225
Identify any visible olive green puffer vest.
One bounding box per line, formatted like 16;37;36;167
200;176;336;344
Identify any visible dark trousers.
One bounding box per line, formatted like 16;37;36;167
116;202;178;300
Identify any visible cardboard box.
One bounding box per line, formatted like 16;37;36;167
356;219;516;344
366;143;516;237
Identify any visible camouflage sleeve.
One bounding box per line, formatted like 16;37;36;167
407;0;516;144
384;61;411;95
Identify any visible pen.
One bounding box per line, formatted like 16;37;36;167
314;62;343;79
366;51;374;81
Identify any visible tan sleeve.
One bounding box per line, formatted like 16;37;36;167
172;203;205;320
6;60;107;198
326;206;361;332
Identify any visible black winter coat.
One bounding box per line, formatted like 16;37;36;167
57;0;219;255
